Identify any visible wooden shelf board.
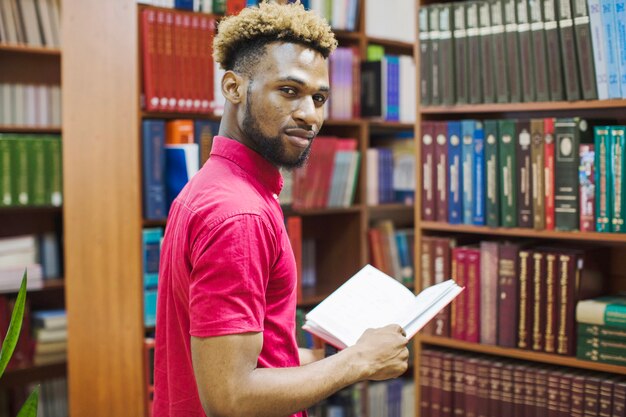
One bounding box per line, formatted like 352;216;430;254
0;205;62;214
418;335;626;375
0;362;67;388
289;205;363;216
368;203;414;213
366;36;414;51
368;120;415;130
0;126;62;134
421;99;626;114
0;44;61;56
323;118;364;127
333;29;362;42
0;279;64;295
141;111;222;121
420;221;626;243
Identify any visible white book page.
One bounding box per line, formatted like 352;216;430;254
304;265;416;347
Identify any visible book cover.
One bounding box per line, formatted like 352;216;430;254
435;121;449;222
611;126;626;232
517;120;533;228
579;144;595;232
544;0;566;100
484;120;500;227
491;0;510;102
544;118;556;230
479;1;496;103
448;121;464;224
499;119;518;227
572;0;599;99
467;1;483;104
531;119;546;229
595;126;613;232
454;3;469;104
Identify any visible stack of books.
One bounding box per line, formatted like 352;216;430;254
576;295;626;366
32;309;67;366
0;235;43;291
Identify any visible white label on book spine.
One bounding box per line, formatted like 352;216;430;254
545;21;558;29
439;30;451;39
531;22;545;31
574;16;590;25
453;29;467;37
505;23;518;32
491;25;505;34
466;28;480;36
517;23;530;32
560;19;573;28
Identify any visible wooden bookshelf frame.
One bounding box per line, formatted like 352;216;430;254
0;44;62;56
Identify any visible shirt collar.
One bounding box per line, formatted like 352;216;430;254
210;136;284;196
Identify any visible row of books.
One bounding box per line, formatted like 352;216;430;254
577;295;626;366
142;119;220;219
420;118;619;232
291;136;360;210
307;380;415;417
367;220;415;285
0;134;63;208
0;0;61;47
421;236;607;356
143;228;163;327
0;83;62;128
0;377;68;417
31;309;67;366
140;8;217;113
138;0;247;15
419;348;626;417
419;0;626;106
285;217;319;303
0;233;61;291
366;138;415;206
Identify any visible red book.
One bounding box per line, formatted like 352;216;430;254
200;15;216;113
536;367;550;417
441;352;454;417
524;367;539;417
512;364;526;417
181;14;194;113
430;350;444;417
498;242;521;348
558;372;574;417
583;375;601;416
489;361;504;417
286;216;303;304
480;241;499;345
500;362;515;417
465;247;481;343
141;9;159;111
421;121;436;221
464;357;479;417
433;237;454;337
451;247;468;341
434;121;449;222
570;374;586;417
475;359;490;417
173;12;185;112
420;349;432;417
613;380;626;417
226;0;246;16
452;354;466;417
367;228;385;272
547;371;561;417
544;118;556;230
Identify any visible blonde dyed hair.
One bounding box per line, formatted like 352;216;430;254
213;1;338;71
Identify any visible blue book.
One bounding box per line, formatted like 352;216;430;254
142;120;167;220
589;0;610;99
144;288;158;327
447;121;463;224
385;56;400;122
174;0;194;10
142;228;163;289
461;120;476;224
601;0;623;98
616;0;626;97
193;119;220;167
472;122;486;225
165;143;199;207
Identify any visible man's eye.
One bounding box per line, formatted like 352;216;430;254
280;87;297;96
313;94;327;104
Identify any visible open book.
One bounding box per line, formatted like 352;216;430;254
302;264;464;349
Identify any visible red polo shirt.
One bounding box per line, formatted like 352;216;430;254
153;136;303;417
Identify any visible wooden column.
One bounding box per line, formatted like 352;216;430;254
62;1;145;415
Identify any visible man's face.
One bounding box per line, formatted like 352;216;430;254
240;42;330;169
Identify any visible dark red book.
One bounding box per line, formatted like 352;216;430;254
613;380;626;417
421;236;436;335
547;371;562;417
532;251;547;351
420;349;433;417
421;121;436;221
464;357;479;417
286;216;303;303
433;238;454;337
535;367;550;417
558;372;573;417
512;364;526;417
465;247;481;343
500;362;515;417
489;361;504;417
544;118;556;230
583;375;602;417
226;0;246;15
556;250;580;356
441;352;454;417
524;366;538;417
452;354;466;417
451;247;468;341
543;250;559;354
598;377;614;417
517;249;534;350
475;358;491;417
430;350;444;417
434;121;449;222
480;241;499;345
570;374;586;417
498;242;521;347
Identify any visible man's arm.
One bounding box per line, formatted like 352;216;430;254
191;325;409;417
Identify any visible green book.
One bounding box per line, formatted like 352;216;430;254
611;126;626;232
577;295;626;330
12;135;30;206
45;136;63;207
212;0;226;14
577;335;626;351
366;44;385;61
577;343;626;366
484;120;500;227
498;119;517;227
0;135;12;206
578;322;626;340
28;136;47;206
595;126;613;232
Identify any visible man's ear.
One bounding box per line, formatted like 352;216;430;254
222;71;246;104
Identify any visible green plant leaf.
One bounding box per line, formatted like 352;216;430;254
16;386;39;417
0;270;27;379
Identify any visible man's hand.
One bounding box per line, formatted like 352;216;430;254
349;324;410;381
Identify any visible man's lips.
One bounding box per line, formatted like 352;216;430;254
284;128;316;140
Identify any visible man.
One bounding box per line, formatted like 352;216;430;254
153;3;409;416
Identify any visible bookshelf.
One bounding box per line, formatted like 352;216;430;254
413;0;626;415
0;33;66;409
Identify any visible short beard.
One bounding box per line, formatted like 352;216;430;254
242;87;312;169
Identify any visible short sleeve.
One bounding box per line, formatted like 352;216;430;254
188;213;278;338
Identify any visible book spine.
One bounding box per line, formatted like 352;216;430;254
572;0;599;99
448;121;464;224
530;0;550;101
485;120;501;227
571;375;586;417
420;6;432;105
467;2;483;104
577;300;626;329
595;126;613;232
453;355;466;417
613;381;626;417
0;137;11;206
523;366;538;417
588;0;610;99
435;121;449;222
536;368;549;417
598;379;614;417
429;6;442;106
543;0;566;100
491;0;510;102
454;3;469;104
579;143;596;232
422;121;436;221
430;350;444;417
517;249;534;349
421;236;435;335
554;118;582;231
504;0;523;102
451;248;468;340
545;118;556;230
557;251;582;355
142;120;167;220
531;118;546;229
532;251;547;351
557;0;582;100
517;120;534;227
618;0;626;98
479;1;496;103
476;359;491;417
499;119;518;227
547;372;561;417
420;349;432;415
517;0;536;102
439;5;455;105
578;322;626;339
464;358;479;417
462;120;475;224
498;243;520;347
612;126;626;232
465;248;481;343
480;241;499;345
441;353;454;417
602;0;622;98
433;238;453;337
558;373;573;417
544;251;559;353
473;122;486;225
500;363;515;416
489;362;504;417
